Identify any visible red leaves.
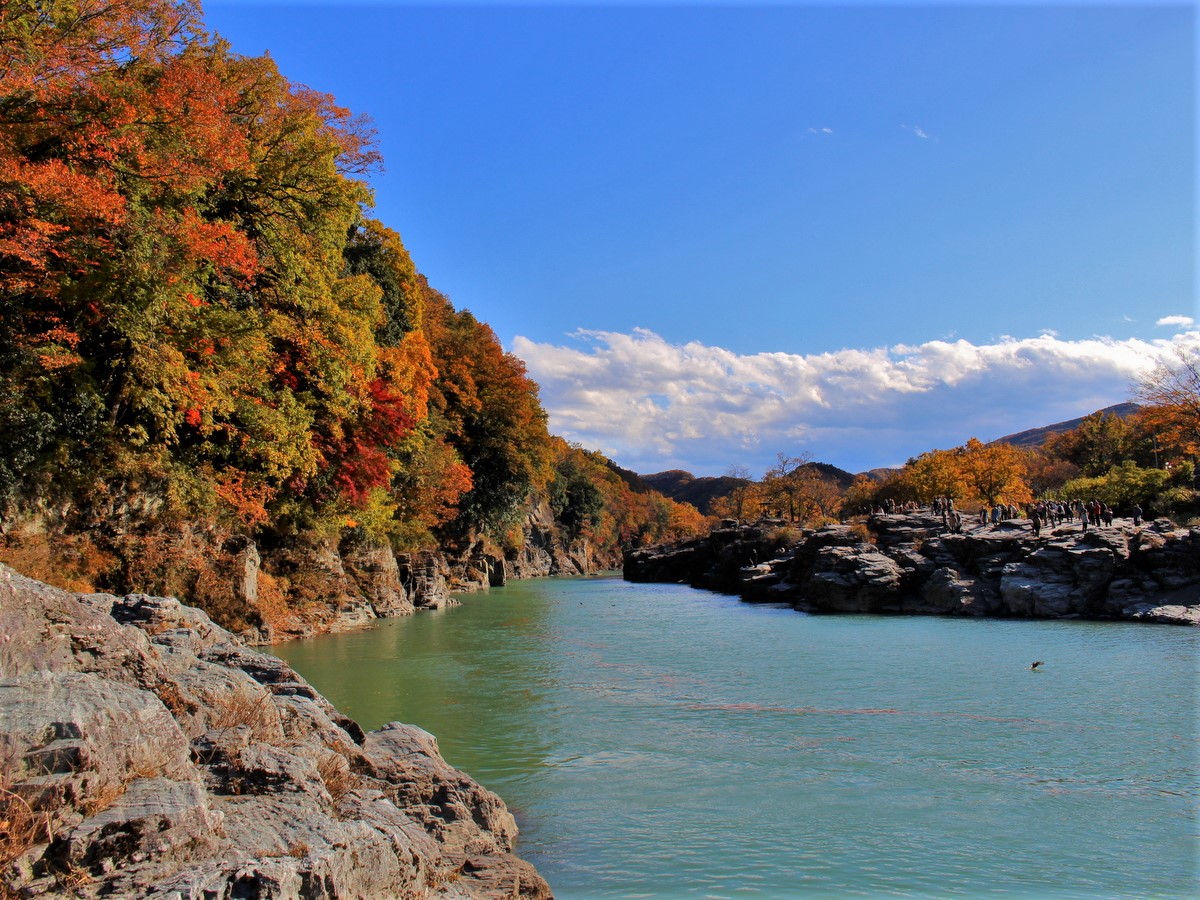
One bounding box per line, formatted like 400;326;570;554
323;379;417;507
173;210;259;284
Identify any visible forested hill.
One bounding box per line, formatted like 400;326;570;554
991;403;1142;448
642;463;856;515
0;1;706;638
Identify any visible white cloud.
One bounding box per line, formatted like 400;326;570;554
1156;315;1195;328
512;329;1200;477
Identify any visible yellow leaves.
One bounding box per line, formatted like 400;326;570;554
212;471;276;528
898;438;1030;508
378;332;436;425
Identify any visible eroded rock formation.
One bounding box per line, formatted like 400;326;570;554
0;565;552;899
624;515;1200;625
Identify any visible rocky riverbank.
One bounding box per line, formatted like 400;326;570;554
1;498;618;646
0;564;552;898
238;499;615;643
624;514;1200;625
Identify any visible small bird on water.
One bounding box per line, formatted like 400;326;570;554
1030;661;1044;670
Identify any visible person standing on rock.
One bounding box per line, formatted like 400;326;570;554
1132;503;1143;526
1030;507;1042;538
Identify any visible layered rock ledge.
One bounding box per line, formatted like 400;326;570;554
624;515;1200;625
0;564;552;899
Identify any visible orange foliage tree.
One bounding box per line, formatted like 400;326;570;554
1134;346;1200;459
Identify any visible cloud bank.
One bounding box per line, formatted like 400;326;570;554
512;329;1200;477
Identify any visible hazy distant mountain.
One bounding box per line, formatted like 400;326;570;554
991;402;1141;448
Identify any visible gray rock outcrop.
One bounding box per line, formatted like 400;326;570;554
0;564;552;898
624;514;1200;625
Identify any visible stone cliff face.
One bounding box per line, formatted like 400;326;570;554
1;494;618;645
246;500;619;643
0;565;553;899
624;515;1200;625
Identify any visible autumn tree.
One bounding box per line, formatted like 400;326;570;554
550;444;606;541
0;0;416;533
957;439;1031;507
896;448;967;505
709;464;754;520
1023;449;1081;496
1043;411;1136;477
758;453;809;520
423;292;553;538
1134;346;1200;459
840;473;882;516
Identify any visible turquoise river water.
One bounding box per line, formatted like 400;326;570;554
269;574;1198;899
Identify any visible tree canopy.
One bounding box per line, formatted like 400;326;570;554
0;0;709;564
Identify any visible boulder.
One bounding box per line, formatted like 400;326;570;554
0;564;551;898
801;545;904;613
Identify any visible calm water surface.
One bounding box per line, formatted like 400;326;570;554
270;575;1199;899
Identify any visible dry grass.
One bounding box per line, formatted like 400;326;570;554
0;749;56;898
847;522;874;544
152;679;195;719
765;526;804;555
0;531;113;595
253;571;297;638
209;687;277;740
316;752;358;806
0;784;52;871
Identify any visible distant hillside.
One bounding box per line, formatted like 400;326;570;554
627;404;1144;512
991;402;1141;448
861;467;901;483
640;470;752;515
804;461;857;490
642;462;856;514
605;459;653;494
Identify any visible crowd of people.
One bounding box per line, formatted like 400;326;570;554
869;495;1146;538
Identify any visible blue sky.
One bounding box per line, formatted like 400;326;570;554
205;1;1196;476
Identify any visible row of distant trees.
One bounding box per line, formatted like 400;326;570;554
709;348;1200;524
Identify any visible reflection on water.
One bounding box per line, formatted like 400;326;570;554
271;574;1199;899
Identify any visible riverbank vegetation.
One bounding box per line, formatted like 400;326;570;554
0;1;704;618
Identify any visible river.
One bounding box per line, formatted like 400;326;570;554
269;574;1198;899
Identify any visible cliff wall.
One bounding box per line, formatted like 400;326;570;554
0;564;552;898
624;514;1199;625
0;497;619;645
